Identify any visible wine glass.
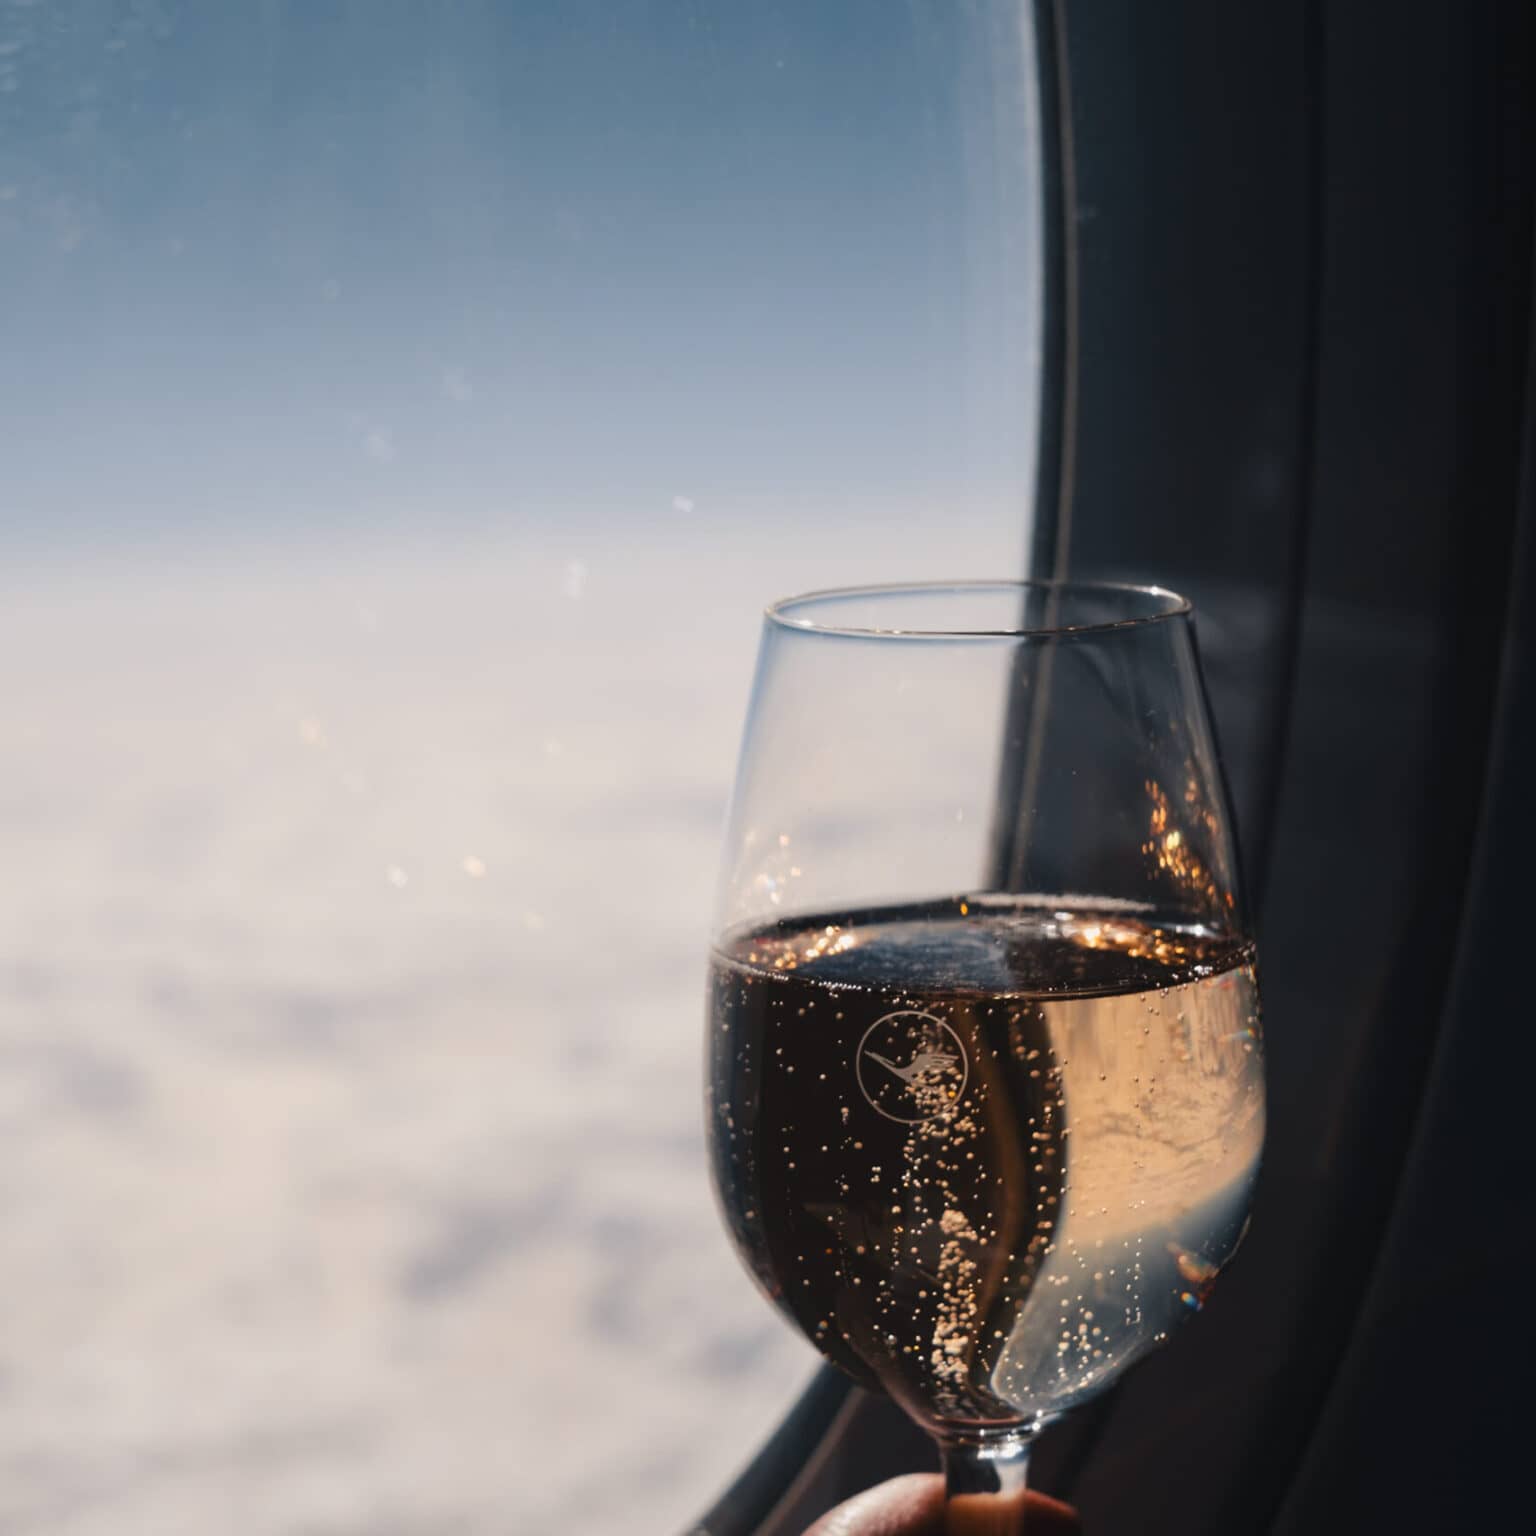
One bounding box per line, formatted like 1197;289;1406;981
705;580;1265;1529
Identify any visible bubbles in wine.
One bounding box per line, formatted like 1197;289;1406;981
707;897;1264;1437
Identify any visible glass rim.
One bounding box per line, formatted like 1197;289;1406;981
764;579;1193;640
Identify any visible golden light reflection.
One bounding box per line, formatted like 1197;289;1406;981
746;924;861;972
1141;778;1232;914
1058;911;1196;969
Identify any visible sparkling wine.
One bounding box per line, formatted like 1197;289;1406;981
707;897;1264;1435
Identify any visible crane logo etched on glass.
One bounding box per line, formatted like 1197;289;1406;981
854;1011;969;1124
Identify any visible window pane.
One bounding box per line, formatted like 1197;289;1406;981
0;4;1039;1530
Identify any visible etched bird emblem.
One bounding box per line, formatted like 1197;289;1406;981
855;1010;969;1123
865;1048;960;1085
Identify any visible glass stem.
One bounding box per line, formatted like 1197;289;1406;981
940;1432;1034;1535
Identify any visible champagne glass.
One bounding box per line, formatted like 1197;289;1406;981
705;581;1265;1530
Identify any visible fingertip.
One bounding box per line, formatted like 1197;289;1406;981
944;1489;1081;1535
1025;1489;1083;1534
801;1476;1081;1536
802;1473;945;1536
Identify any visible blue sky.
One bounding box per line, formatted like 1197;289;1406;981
1;0;1040;550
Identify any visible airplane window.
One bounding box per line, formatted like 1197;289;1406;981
0;5;1042;1530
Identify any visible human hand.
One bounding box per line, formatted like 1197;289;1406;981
802;1473;1081;1535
